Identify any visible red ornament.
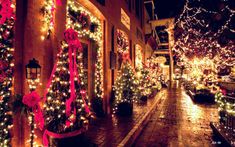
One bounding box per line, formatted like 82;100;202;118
80;90;86;96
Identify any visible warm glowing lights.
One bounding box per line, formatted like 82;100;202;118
215;92;235;117
173;0;235;74
41;0;55;39
113;62;139;113
44;39;91;134
135;45;143;70
66;0;104;99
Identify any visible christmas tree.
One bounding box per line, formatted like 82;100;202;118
43;29;91;135
0;0;15;146
139;67;153;98
113;57;139;115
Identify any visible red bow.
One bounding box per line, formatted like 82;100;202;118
122;52;131;63
23;91;44;130
56;0;62;6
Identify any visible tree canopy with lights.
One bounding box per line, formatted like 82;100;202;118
173;0;235;82
173;0;235;68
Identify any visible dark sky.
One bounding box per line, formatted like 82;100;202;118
154;0;185;19
154;0;235;19
153;0;235;43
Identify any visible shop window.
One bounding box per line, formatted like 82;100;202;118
135;44;143;69
97;0;105;6
117;29;129;70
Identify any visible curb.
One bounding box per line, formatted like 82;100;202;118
118;91;165;147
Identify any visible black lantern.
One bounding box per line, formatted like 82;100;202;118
25;58;41;80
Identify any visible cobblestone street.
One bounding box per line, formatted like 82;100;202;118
133;82;219;147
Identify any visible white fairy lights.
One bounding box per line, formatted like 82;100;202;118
66;0;104;99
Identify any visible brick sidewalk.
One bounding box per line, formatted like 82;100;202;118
84;90;164;147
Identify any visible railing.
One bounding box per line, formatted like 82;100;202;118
218;95;235;136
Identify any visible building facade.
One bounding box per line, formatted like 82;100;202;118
12;0;151;146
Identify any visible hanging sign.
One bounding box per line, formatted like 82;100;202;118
121;8;130;30
155;56;167;64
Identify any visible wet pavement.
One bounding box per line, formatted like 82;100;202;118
133;82;219;147
84;91;163;147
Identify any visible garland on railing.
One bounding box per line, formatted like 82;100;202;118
0;0;15;146
215;92;235;116
66;0;104;100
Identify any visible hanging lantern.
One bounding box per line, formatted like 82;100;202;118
25;58;41;80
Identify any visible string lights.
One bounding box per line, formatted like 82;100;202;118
66;0;104;100
43;29;91;135
41;0;56;40
113;30;139;114
113;62;139;114
215;92;235;118
0;0;15;146
173;0;235;81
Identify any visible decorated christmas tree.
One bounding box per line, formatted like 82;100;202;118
43;29;91;145
0;0;15;146
139;67;153;99
113;55;139;115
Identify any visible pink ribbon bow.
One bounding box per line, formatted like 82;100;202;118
22;91;44;130
122;52;131;63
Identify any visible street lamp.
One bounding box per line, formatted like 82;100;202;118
25;58;41;147
25;58;41;91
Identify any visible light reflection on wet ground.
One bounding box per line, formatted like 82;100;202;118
133;82;219;147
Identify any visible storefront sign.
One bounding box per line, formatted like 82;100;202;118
155;56;167;64
121;8;130;30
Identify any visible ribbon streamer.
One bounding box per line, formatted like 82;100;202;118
43;29;91;144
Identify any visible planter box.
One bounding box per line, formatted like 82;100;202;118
48;133;96;147
117;102;133;116
194;93;215;103
91;98;105;117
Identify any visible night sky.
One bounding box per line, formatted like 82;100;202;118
154;0;185;19
154;0;235;18
154;0;235;42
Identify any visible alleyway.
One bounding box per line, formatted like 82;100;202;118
133;82;219;147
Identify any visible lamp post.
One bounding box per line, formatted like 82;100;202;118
26;58;41;91
25;58;41;147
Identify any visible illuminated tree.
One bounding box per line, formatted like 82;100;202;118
66;1;104;116
138;67;152;99
43;29;91;134
113;60;139;115
0;0;15;146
